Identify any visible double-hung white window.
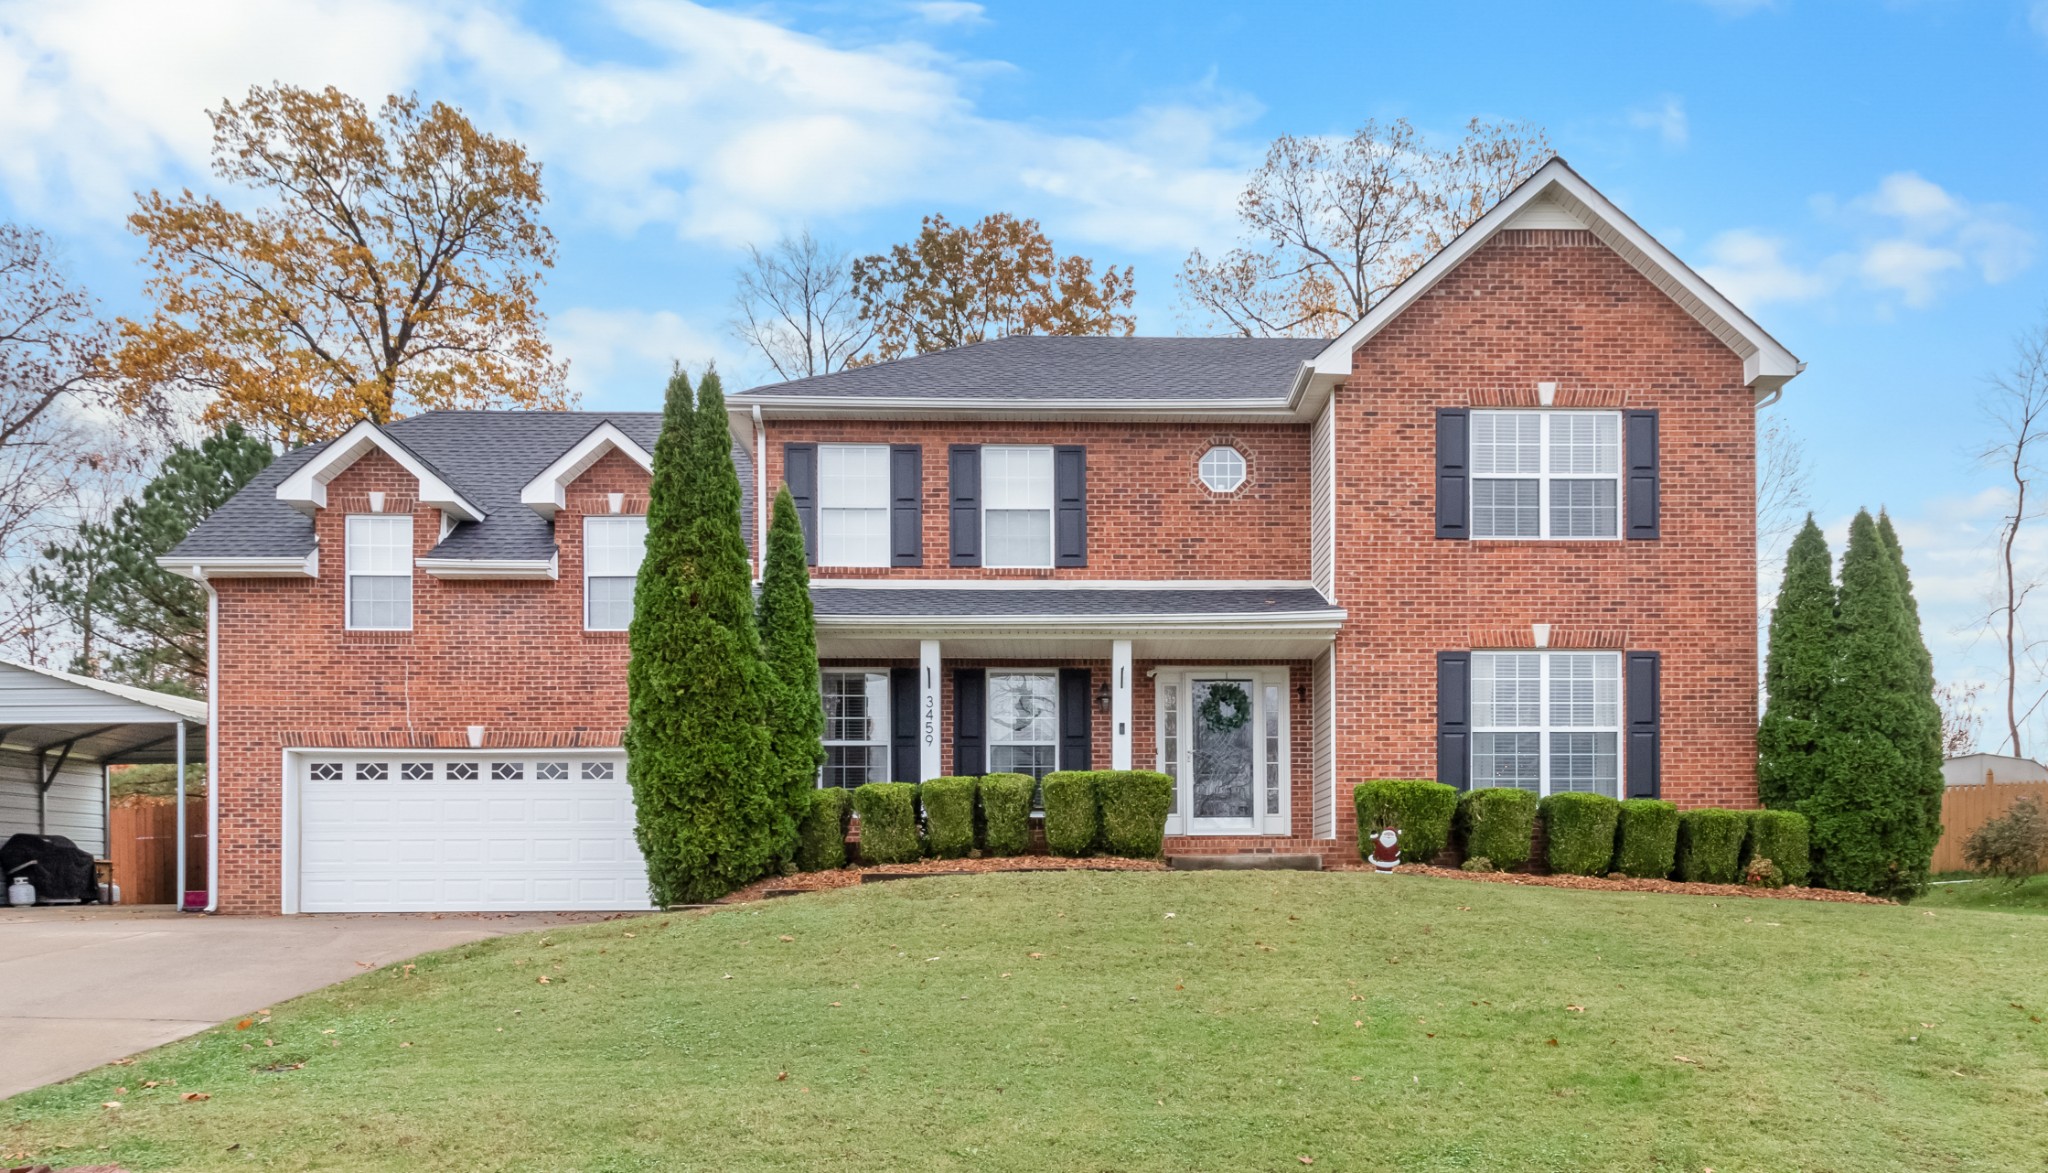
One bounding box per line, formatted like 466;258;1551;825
821;670;890;787
1470;410;1621;539
988;670;1059;777
818;445;891;567
345;515;412;630
1471;651;1621;797
584;515;648;631
982;446;1054;568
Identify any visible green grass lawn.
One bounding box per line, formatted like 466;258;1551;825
7;871;2046;1172
1919;872;2048;916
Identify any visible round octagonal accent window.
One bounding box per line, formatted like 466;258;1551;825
1198;445;1248;493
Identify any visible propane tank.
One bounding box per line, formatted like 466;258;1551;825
7;875;34;907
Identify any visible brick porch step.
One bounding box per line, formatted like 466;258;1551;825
1167;853;1323;872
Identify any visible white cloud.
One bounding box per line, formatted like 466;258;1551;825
1698;229;1831;306
552;306;725;405
1857;238;1963;307
913;2;987;25
1627;95;1688;149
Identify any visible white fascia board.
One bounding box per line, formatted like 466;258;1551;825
415;553;560;581
274;421;483;521
156;552;318;581
519;422;654;518
816;610;1346;631
810;578;1323;593
1306;158;1803;391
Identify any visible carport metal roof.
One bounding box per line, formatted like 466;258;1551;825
0;660;205;765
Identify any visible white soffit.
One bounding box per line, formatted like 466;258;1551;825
275;421;483;521
1307;158;1804;394
520;421;653;518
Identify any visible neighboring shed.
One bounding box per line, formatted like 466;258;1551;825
1940;752;2048;789
0;661;205;878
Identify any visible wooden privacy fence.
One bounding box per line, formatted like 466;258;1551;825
109;797;207;905
1932;780;2048;874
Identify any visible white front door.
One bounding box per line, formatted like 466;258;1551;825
292;751;653;913
1158;670;1289;836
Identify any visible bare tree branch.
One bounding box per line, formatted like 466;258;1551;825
731;232;875;379
1980;314;2048;756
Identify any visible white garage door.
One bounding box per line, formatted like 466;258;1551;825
296;752;653;912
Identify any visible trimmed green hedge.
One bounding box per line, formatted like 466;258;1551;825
978;773;1035;856
1042;771;1098;856
1615;799;1679;879
1458;787;1538;871
1093;770;1174;858
921;776;976;859
851;782;921;864
1746;809;1812;887
1540;792;1622;876
1354;779;1459;864
795;787;849;871
1677;808;1747;884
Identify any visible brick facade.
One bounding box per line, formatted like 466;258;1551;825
202;225;1763;912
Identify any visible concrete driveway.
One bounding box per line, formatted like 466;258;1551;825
0;905;623;1100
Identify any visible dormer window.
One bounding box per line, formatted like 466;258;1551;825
346;515;412;630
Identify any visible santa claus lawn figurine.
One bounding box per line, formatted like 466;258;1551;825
1368;826;1401;873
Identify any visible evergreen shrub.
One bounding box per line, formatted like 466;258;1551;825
1458;787;1537;871
1615;799;1680;879
1094;770;1174;858
851;782;920;864
1677;808;1747;883
977;773;1035;857
1746;809;1811;887
1539;792;1622;876
920;776;977;859
1354;779;1459;864
1042;772;1098;856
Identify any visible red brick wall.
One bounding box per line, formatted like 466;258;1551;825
211;447;650;912
762;420;1311;581
1325;229;1759;852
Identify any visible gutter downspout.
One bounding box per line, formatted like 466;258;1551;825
195;567;220;914
752;404;767;579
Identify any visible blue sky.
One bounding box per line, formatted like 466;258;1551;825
4;0;2047;741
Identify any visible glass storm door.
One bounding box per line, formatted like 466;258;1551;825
1185;677;1258;834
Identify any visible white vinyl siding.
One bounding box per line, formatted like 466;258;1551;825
981;446;1054;568
345;515;412;630
1312;648;1335;839
1309;400;1335;600
1471;651;1622;798
1470;411;1621;540
819;445;891;567
583;515;647;631
821;670;890;787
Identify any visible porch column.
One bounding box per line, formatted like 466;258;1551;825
1111;639;1134;769
173;719;187;910
919;639;942;781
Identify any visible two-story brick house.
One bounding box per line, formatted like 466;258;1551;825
167;159;1799;913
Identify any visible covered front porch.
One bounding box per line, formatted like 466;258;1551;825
811;584;1345;849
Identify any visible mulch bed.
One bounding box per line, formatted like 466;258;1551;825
1374;863;1896;905
722;855;1167;902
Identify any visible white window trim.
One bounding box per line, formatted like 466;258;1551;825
1198;445;1248;493
986;667;1060;778
1470;649;1625;799
817;444;893;568
821;667;892;789
980;445;1056;569
1152;665;1290;837
582;514;648;632
1470;409;1623;541
344;514;412;632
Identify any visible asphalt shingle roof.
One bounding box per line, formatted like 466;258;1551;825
732;336;1329;403
171;411;753;564
809;587;1337;619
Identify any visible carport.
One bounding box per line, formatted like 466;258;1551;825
0;660;206;905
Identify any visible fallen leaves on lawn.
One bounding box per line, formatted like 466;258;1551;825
182;1092;211;1102
829;1002;841;1007
624;932;636;938
1566;1004;1585;1013
777;1071;788;1081
779;935;794;942
537;976;550;984
235;1019;252;1031
1028;952;1043;959
1299;1157;1315;1165
1674;1055;1699;1065
1545;1038;1558;1047
101;1101;121;1109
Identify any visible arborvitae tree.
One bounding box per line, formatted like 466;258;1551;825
1877;509;1948;837
625;368;776;905
1806;510;1942;897
757;485;825;865
1758;517;1836;809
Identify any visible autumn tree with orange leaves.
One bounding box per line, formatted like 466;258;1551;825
1179;118;1552;338
115;85;571;446
851;213;1136;363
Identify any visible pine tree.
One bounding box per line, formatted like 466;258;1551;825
757;485;825;865
1806;510;1942;897
1757;516;1835;809
625;368;776;905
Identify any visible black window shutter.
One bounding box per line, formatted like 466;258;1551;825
1058;668;1093;770
783;443;818;565
1054;446;1087;567
949;445;981;567
953;668;986;776
889;445;922;567
890;667;919;783
1436;409;1469;540
1437;651;1471;790
1626;651;1662;798
1625;410;1660;540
